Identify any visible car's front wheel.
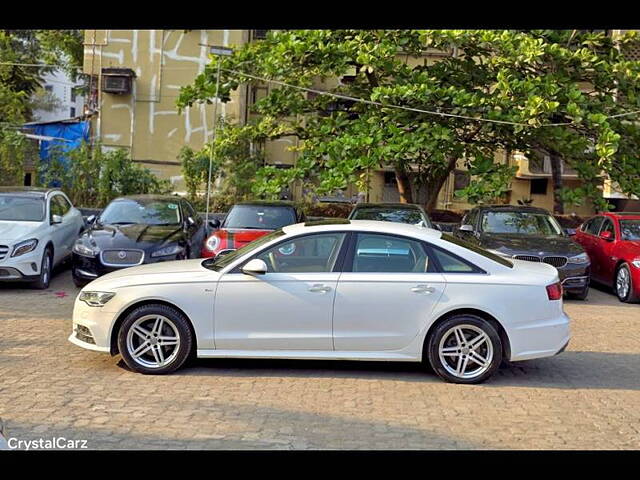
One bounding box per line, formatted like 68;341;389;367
615;263;638;303
427;315;503;384
117;304;194;374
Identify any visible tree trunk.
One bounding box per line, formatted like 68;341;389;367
423;155;459;213
395;166;413;204
549;151;564;214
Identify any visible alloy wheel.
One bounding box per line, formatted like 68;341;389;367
616;267;630;300
125;315;181;369
42;254;50;285
438;324;494;380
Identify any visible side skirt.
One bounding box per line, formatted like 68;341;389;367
196;349;421;362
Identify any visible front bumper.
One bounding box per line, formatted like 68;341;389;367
508;311;571;362
558;264;590;294
68;297;116;353
0;245;44;282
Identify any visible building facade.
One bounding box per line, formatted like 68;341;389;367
32;69;85;123
84;29;630;214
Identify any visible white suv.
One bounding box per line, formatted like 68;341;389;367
0;187;85;289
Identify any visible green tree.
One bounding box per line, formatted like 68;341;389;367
178;30;640;212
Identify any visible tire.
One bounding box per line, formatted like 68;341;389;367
426;314;503;384
568;285;589;301
615;263;638;303
117;304;194;375
32;247;52;290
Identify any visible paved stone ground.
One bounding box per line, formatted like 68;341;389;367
1;265;639;450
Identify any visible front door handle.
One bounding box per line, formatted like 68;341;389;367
411;284;436;294
308;284;332;293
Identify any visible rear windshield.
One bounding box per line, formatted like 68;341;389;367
224;205;296;229
351;207;431;226
0;195;45;222
440;233;514;268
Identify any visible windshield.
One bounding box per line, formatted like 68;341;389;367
223;205;296;230
351;207;430;226
481;211;562;236
0;195;45;222
99;199;182;226
203;229;286;272
440;233;514;268
620;220;640;241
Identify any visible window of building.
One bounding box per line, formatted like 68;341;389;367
70;107;76;117
70;87;76;102
530;178;548;195
252;30;269;40
384;172;396;186
44;85;53;92
453;170;471;190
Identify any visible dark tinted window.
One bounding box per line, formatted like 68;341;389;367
0;195;45;221
256;233;347;273
585;216;604;235
600;218;615;239
351;233;435;273
440;233;512;268
223;205;296;229
50;195;69;218
99;198;182;226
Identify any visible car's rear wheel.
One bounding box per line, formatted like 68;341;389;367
615;263;638;303
32;247;52;290
427;315;502;384
117;304;193;375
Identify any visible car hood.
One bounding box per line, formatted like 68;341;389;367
0;221;42;245
82;258;221;290
85;223;184;250
479;233;584;257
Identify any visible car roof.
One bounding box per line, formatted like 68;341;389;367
0;187;59;197
604;212;640;220
113;194;182;202
283;219;441;240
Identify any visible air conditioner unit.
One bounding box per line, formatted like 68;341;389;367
101;68;136;95
253;30;269;40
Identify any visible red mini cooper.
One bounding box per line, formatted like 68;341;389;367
573;212;640;302
201;201;306;258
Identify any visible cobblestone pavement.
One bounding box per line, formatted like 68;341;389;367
1;265;639;450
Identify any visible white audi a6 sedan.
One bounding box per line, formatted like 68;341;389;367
69;220;570;384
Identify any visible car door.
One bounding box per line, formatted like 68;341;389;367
593;217;617;283
48;195;72;264
213;232;348;350
580;216;605;282
332;232;446;351
181;199;205;258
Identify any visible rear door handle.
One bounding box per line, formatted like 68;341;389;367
308;284;332;293
411;284;436;294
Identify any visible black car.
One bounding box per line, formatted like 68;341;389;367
348;203;433;228
71;195;207;287
454;205;590;299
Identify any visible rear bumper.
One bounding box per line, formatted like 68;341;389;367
508;311;571;362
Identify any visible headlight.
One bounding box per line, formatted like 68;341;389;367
151;244;184;258
11;239;38;257
632;258;640;269
73;239;99;257
79;291;115;307
205;235;220;251
568;252;590;264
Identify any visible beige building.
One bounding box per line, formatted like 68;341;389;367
83;29;625;215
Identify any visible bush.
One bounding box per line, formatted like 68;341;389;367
39;142;171;208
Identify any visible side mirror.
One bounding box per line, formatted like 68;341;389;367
599;230;614;241
433;223;442;231
86;215;96;225
241;258;268;275
187;217;196;226
565;228;576;237
459;224;474;232
208;218;221;229
51;214;62;225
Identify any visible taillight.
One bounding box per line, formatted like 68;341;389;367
546;282;563;300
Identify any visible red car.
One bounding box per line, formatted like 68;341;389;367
573;212;640;302
201;201;306;258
